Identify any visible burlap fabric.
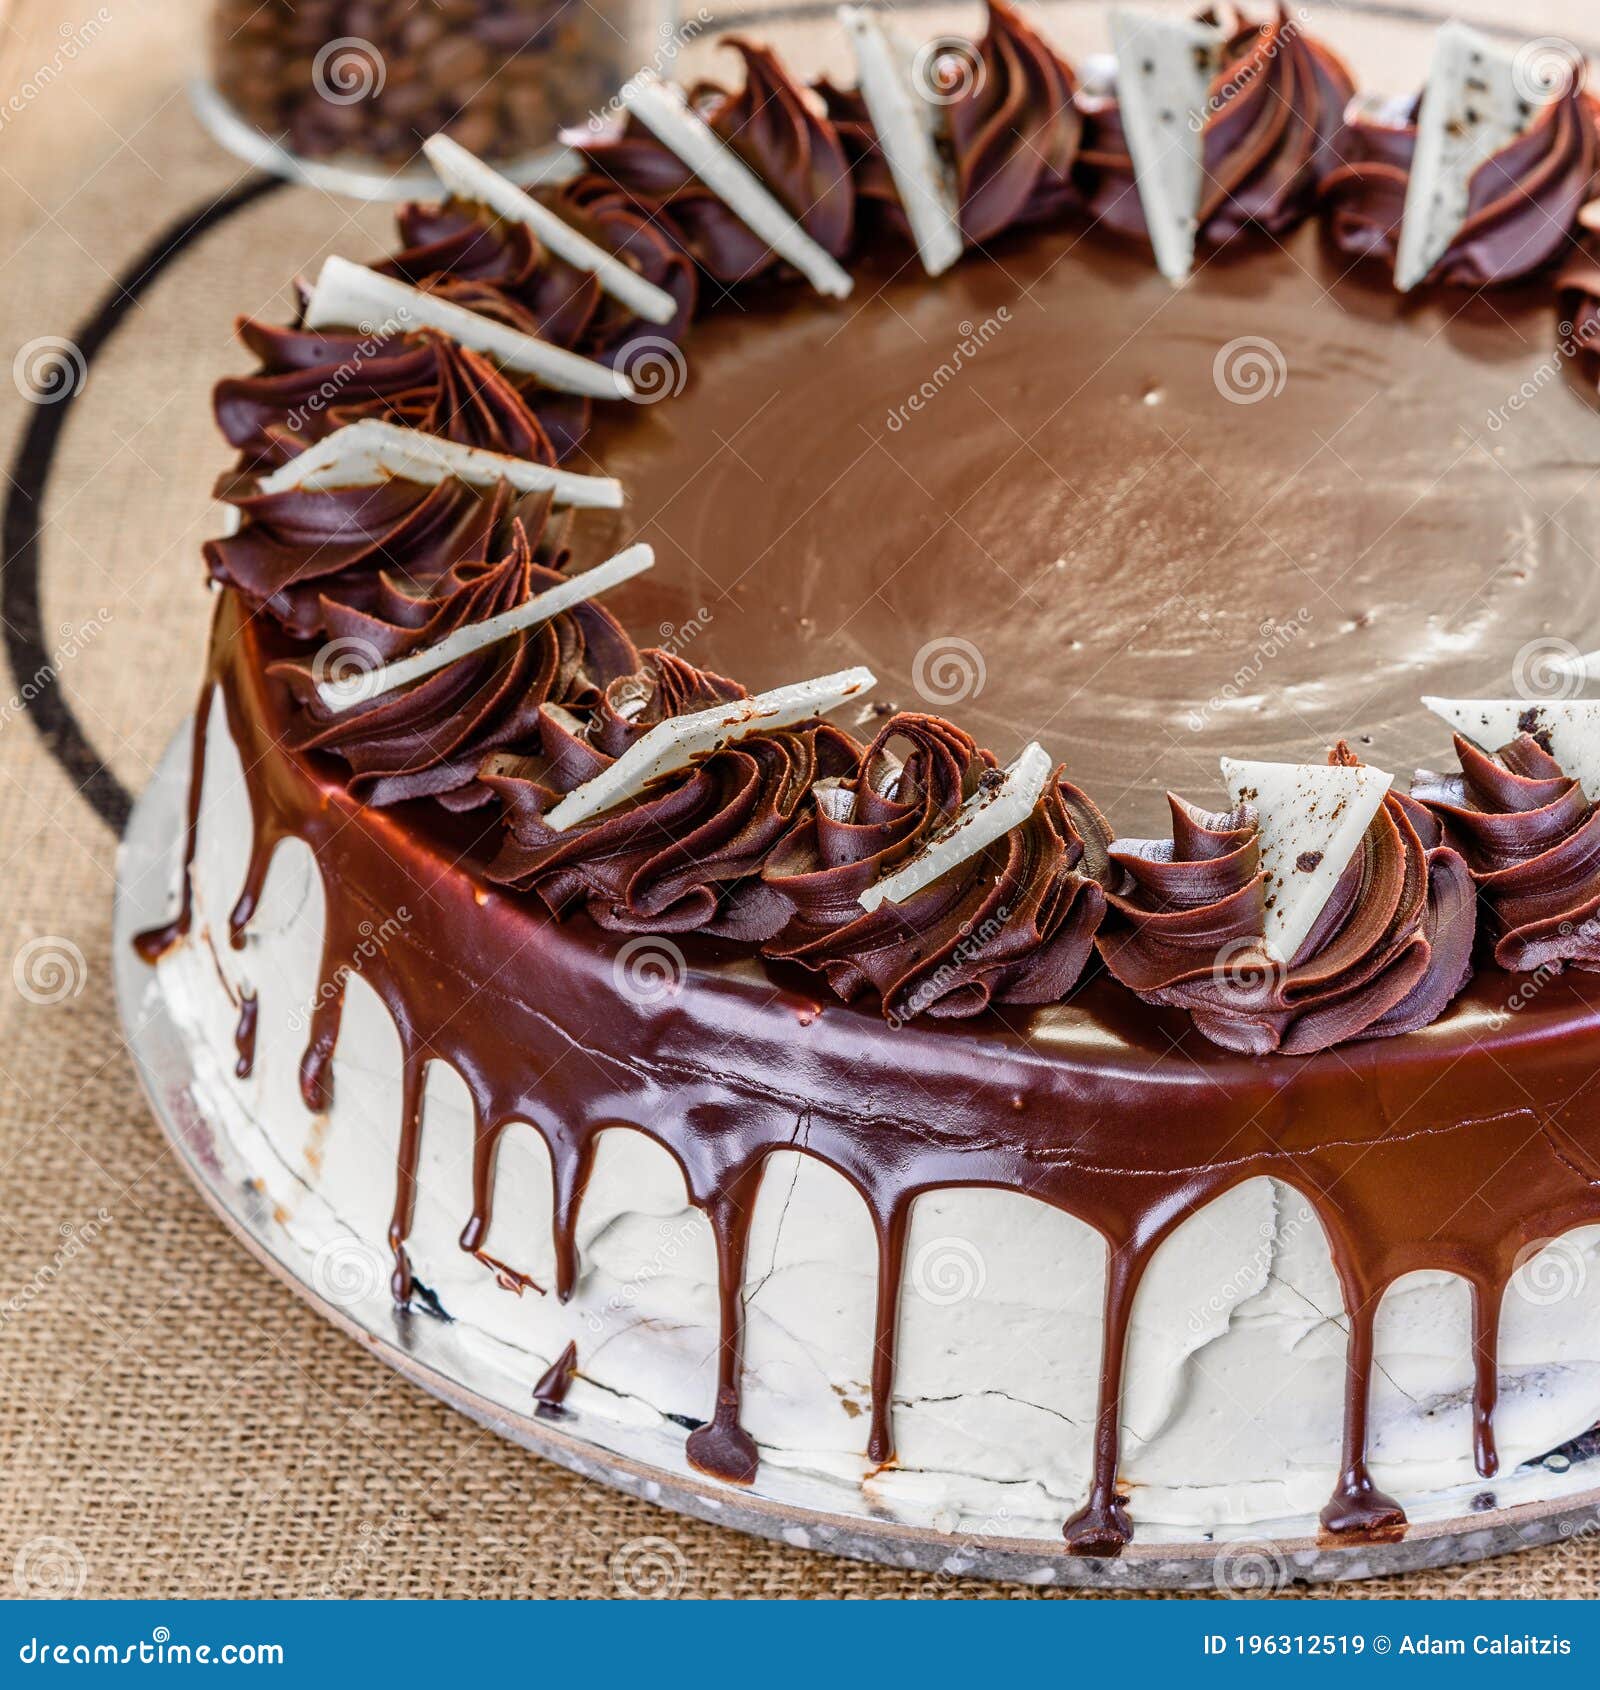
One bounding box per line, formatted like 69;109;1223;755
2;0;1598;1599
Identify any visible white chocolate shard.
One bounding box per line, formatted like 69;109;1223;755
545;666;876;832
317;544;654;712
620;71;854;300
1394;22;1531;293
1108;8;1226;284
422;133;678;326
1220;757;1393;965
256;419;622;509
837;7;963;277
858;741;1052;912
1422;697;1600;800
303;256;635;400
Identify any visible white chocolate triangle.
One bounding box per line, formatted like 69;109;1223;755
1394;22;1531;292
858;740;1052;912
1423;697;1600;799
1108;9;1226;284
545;666;876;832
837;7;963;278
423;134;678;326
1220;757;1393;964
620;71;853;300
256;419;622;509
303;256;635;400
317;544;654;712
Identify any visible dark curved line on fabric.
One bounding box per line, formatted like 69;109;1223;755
1;172;285;836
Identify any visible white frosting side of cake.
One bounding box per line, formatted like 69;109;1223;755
154;687;1600;1536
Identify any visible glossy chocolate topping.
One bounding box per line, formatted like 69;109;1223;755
578;222;1600;837
1415;732;1600;973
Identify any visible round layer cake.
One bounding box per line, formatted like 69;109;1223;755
138;5;1600;1551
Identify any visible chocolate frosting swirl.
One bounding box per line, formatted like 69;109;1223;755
483;658;860;939
215;314;583;469
268;526;638;811
573;40;855;284
946;0;1083;245
1414;732;1600;973
1098;752;1474;1054
379;189;697;367
205;474;565;641
1323;73;1600;285
1078;5;1354;248
758;713;1114;1021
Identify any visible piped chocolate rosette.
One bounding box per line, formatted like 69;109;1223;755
1098;748;1475;1055
758;713;1114;1021
1414;733;1600;973
572;40;857;287
1077;5;1356;250
480;660;862;940
1323;48;1600;286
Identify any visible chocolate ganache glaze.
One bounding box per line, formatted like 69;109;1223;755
1098;748;1475;1055
1323;70;1600;285
140;8;1600;1553
1416;732;1600;974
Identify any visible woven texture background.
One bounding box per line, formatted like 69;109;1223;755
2;0;1599;1599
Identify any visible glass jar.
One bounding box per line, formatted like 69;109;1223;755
200;0;667;191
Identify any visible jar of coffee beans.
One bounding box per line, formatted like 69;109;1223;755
208;0;663;174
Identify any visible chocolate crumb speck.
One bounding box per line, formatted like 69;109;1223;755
1296;850;1324;872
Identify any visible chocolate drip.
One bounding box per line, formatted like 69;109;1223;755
533;1341;579;1416
1320;1293;1405;1538
684;1168;765;1486
867;1201;909;1466
1062;1245;1144;1556
233;991;259;1079
131;681;211;963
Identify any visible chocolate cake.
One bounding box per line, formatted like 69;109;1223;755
137;6;1600;1552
